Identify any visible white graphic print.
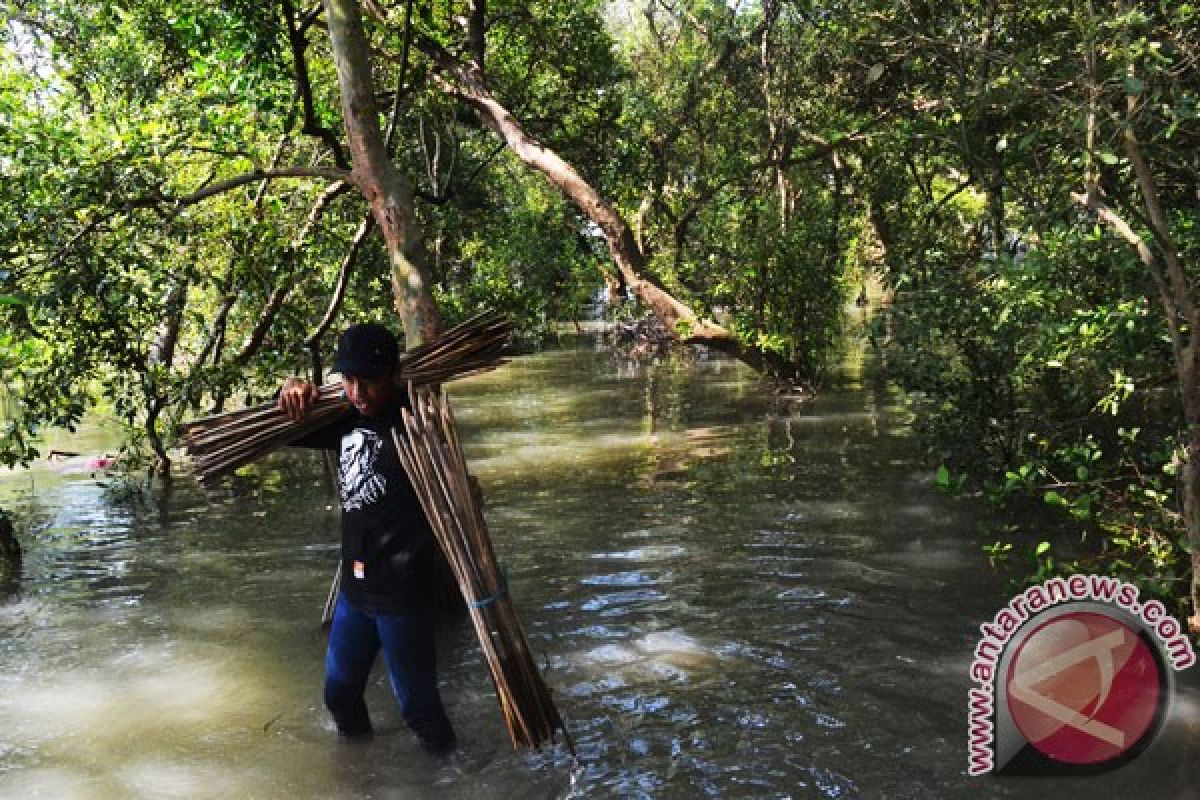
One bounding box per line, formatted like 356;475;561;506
339;429;386;511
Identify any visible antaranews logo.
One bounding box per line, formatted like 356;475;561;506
967;575;1195;775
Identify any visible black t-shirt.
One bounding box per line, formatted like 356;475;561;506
294;404;438;614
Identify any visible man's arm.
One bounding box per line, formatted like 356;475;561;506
277;378;348;450
278;377;319;421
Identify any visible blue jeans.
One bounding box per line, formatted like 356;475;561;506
323;593;456;753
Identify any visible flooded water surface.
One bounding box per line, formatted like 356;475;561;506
1;340;1196;798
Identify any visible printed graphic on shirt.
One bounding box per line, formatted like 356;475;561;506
339;428;386;512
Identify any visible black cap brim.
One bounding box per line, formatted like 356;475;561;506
333;359;392;379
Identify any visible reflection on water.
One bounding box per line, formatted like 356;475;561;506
1;340;1196;799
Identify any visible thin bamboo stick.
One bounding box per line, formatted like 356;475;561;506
189;404;351;484
186;385;348;445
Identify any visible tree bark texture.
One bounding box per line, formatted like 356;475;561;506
322;0;441;346
418;39;804;380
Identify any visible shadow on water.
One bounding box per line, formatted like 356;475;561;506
1;329;1196;799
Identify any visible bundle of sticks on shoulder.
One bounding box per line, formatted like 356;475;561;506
181;311;513;485
180;311;572;753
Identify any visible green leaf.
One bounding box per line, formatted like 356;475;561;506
1044;490;1067;507
1124;76;1145;94
1036;541;1051;556
0;295;24;306
936;465;951;488
1098;152;1120;165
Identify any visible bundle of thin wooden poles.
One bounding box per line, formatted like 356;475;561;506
180;311;513;487
394;386;574;754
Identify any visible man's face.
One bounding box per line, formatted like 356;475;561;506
342;373;398;418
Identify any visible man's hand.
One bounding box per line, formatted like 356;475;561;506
279;377;319;421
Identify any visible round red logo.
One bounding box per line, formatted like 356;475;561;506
1005;611;1165;765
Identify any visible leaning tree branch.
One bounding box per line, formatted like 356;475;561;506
416;36;698;319
173;167;353;209
232;180;358;367
1123;97;1195;331
306;211;376;354
233;284;293;366
293;179;354;247
415;34;805;379
280;0;351;169
195;143;334;374
383;0;416;157
1071;190;1176;336
467;0;486;72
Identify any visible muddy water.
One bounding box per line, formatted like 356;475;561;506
0;339;1195;798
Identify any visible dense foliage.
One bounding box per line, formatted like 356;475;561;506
854;0;1199;615
1;1;1196;614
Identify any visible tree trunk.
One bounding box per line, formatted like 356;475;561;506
419;38;806;381
973;0;1005;257
322;0;440;345
0;509;20;586
145;277;188;475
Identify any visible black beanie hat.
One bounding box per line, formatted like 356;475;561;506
333;323;399;379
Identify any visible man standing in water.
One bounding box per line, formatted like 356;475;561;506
278;323;456;754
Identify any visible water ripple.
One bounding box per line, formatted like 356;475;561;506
580;588;667;613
